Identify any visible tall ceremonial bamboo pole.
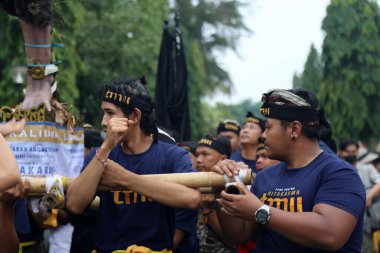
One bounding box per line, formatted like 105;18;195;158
23;170;253;194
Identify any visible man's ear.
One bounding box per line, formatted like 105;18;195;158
220;154;228;161
290;121;302;139
130;108;142;124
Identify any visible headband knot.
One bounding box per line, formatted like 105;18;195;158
260;90;319;122
318;108;330;128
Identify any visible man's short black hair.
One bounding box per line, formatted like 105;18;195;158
339;139;359;151
372;156;380;166
100;75;158;142
84;130;103;149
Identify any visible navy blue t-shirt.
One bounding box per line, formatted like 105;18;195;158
319;140;335;156
83;141;194;252
251;151;365;253
17;205;44;243
70;209;98;253
230;150;257;173
14;199;30;234
174;208;199;253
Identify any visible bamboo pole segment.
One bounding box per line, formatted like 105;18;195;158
28;187;216;196
23;170;252;194
198;187;222;194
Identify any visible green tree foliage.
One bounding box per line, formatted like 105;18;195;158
292;44;323;94
198;98;262;139
183;34;209;139
0;2;84;109
177;0;249;95
73;0;169;126
0;1;168;124
320;0;380;142
0;0;248;139
52;1;87;115
0;14;25;105
292;73;302;90
176;0;249;138
229;99;262;124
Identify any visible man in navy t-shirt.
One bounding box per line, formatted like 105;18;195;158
230;112;264;173
157;128;199;253
66;76;200;252
195;135;234;252
212;88;366;253
217;119;241;153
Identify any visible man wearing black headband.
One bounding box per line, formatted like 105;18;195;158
195;135;234;253
255;139;280;172
66;76;200;252
195;135;231;172
212;89;365;253
217;119;241;153
230;112;264;173
178;141;197;168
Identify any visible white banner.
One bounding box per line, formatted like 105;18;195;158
5;122;84;177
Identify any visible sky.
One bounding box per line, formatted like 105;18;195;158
212;0;331;104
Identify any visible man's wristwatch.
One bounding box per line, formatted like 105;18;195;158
255;204;271;225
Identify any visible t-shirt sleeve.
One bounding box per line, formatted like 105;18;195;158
175;208;199;234
314;166;365;219
166;146;194;173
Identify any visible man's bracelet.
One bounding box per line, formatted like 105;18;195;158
95;149;109;167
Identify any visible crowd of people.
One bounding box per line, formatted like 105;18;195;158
1;75;380;253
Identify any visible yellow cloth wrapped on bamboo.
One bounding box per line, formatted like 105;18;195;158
91;244;172;253
42;208;58;227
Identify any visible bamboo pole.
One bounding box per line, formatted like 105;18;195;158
23;170;252;194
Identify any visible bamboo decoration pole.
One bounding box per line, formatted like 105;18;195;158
23;170;253;194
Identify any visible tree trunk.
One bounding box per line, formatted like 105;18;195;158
18;19;53;110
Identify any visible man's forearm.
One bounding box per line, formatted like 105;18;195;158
367;184;380;201
123;169;201;209
266;204;357;251
216;203;257;243
66;149;110;214
0;135;21;192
